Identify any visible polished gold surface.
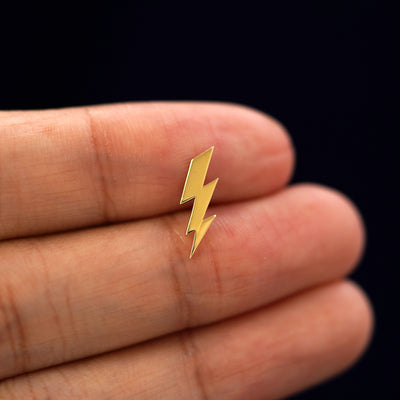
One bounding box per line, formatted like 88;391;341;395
180;147;219;258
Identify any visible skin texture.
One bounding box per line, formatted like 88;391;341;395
0;102;373;399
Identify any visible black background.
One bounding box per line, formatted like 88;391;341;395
0;1;398;398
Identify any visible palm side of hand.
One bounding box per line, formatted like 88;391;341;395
0;102;372;399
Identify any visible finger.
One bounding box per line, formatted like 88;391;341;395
0;281;373;400
0;102;293;240
0;184;364;379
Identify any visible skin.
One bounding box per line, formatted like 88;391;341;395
0;102;373;399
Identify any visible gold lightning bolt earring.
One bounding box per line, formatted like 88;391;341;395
180;147;218;258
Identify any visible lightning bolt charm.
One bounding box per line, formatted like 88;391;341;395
180;147;219;258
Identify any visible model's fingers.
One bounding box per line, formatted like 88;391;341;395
0;184;364;379
0;281;373;400
0;102;293;240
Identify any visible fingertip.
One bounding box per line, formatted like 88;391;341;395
219;102;296;183
289;183;366;277
326;280;374;371
213;102;296;195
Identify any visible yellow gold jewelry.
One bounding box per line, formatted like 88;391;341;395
180;147;218;258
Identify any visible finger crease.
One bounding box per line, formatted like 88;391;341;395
180;330;210;400
84;107;113;224
32;242;68;362
3;284;30;373
162;215;193;328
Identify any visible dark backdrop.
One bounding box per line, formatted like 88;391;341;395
1;1;398;398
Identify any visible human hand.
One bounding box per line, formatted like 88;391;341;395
0;103;373;399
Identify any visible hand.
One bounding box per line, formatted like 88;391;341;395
0;103;372;399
